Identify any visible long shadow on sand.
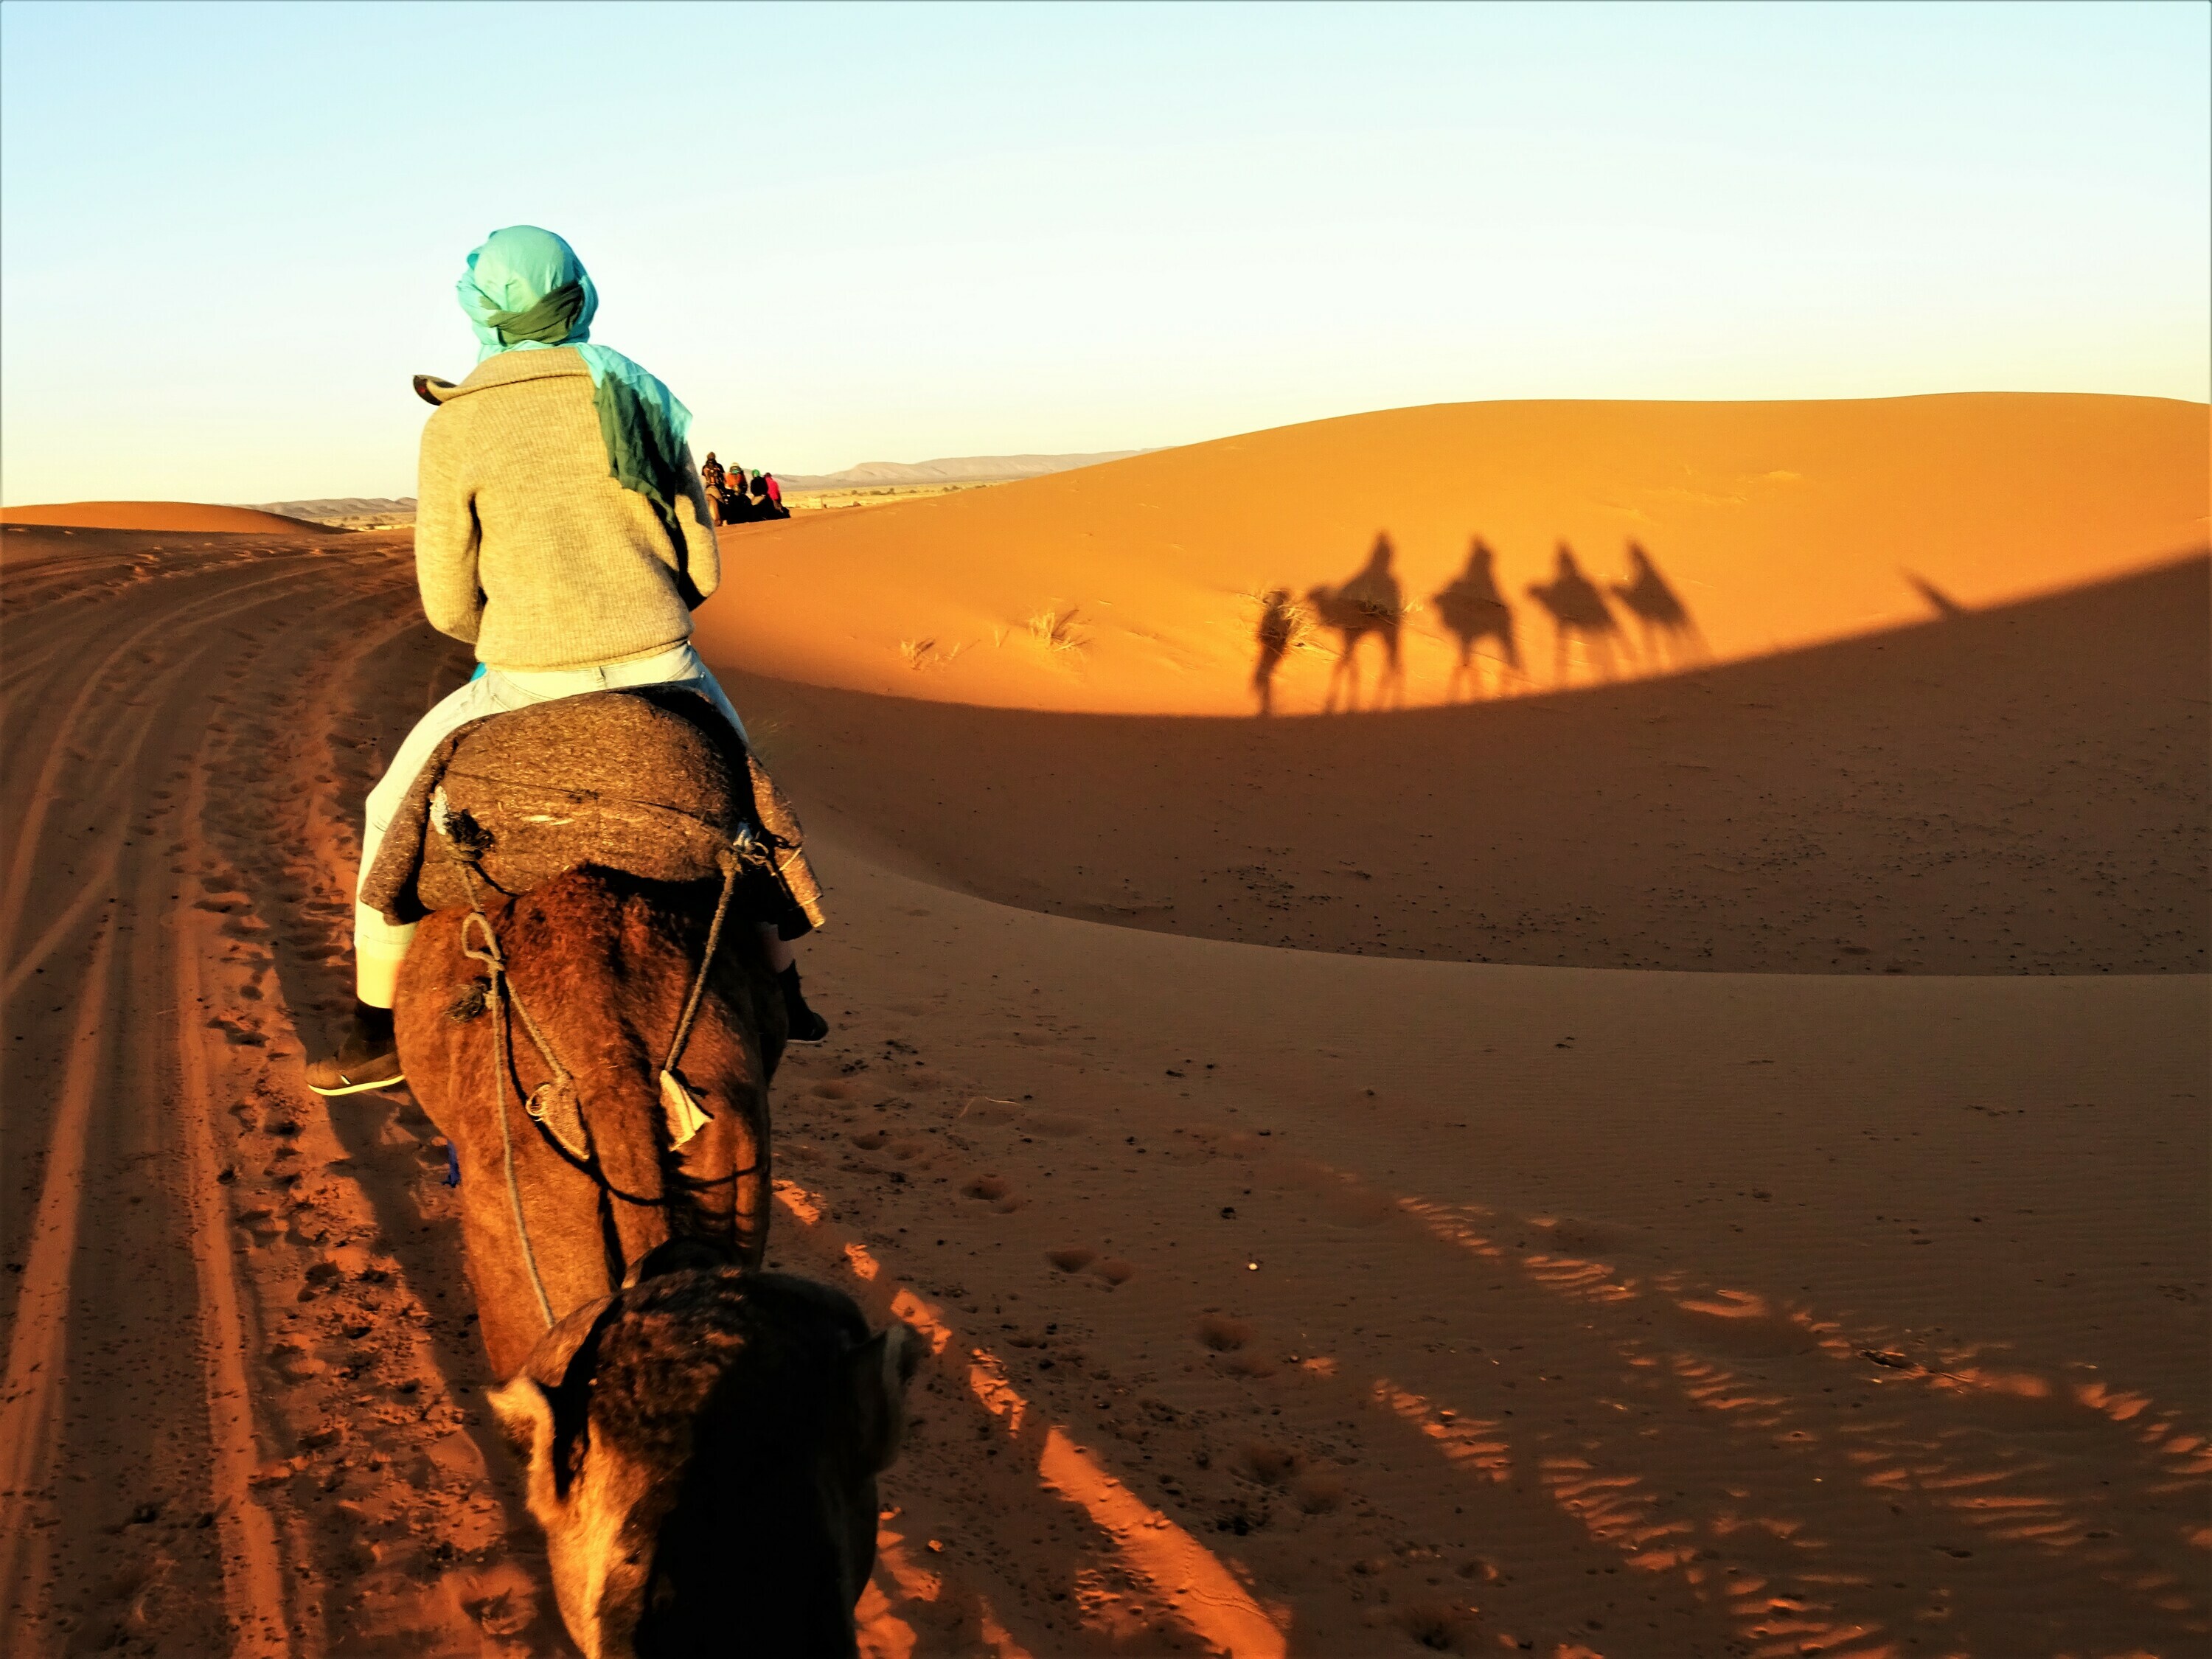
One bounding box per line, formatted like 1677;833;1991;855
732;554;2211;976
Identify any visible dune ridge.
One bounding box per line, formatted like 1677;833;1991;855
697;392;2208;716
0;500;336;535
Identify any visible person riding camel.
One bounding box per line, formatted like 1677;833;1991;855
307;225;829;1096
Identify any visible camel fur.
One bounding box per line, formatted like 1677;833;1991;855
490;1253;920;1658
395;865;785;1381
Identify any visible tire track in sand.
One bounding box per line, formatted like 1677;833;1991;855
1;529;433;1655
0;922;116;1643
169;750;296;1659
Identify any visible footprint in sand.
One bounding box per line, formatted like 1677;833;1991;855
1019;1108;1088;1137
266;1342;326;1382
1239;1440;1306;1485
1293;1470;1345;1514
1194;1313;1253;1352
1046;1246;1096;1273
1394;1602;1478;1652
961;1173;1023;1212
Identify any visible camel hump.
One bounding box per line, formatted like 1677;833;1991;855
362;689;753;921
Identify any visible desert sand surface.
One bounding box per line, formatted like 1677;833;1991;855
0;501;335;535
696;394;2208;716
1;413;2206;1659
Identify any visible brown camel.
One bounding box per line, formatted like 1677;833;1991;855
1609;542;1708;669
1430;538;1520;700
1305;532;1406;712
1526;543;1624;685
490;1250;919;1658
394;864;785;1382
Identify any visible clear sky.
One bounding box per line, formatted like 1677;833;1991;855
1;1;2205;505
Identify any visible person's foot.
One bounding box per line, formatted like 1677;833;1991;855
777;965;830;1045
307;1002;404;1095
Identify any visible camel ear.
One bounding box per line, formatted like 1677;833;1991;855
849;1322;922;1472
488;1375;554;1473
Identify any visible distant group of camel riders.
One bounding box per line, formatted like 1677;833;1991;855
700;451;788;523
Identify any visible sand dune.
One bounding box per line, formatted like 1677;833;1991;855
727;554;2209;975
0;500;337;535
697;393;2208;715
1;437;2205;1657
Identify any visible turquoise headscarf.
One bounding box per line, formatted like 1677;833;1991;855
456;226;695;541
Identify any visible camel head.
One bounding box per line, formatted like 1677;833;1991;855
490;1262;922;1658
1554;542;1581;577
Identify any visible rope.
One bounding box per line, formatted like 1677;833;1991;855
661;846;742;1081
459;901;556;1331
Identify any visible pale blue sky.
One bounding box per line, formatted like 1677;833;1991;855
1;1;2204;504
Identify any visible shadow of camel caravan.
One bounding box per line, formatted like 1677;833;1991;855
372;689;918;1656
1430;537;1521;700
1306;532;1409;712
1526;542;1625;685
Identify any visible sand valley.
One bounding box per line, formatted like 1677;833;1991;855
1;394;2205;1657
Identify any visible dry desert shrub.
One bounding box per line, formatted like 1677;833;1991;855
1026;605;1088;653
898;637;966;671
1239;585;1323;653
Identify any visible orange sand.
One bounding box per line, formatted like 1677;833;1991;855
695;393;2208;714
0;501;334;535
1;387;2205;1659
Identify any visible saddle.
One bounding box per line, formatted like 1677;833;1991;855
358;687;823;939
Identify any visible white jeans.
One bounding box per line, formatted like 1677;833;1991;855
352;643;747;989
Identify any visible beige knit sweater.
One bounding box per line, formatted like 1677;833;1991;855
415;348;721;670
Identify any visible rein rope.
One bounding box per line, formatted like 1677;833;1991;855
456;876;558;1331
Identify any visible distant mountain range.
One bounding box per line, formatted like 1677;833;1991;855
773;451;1149;491
254;497;416;525
253;453;1149;521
